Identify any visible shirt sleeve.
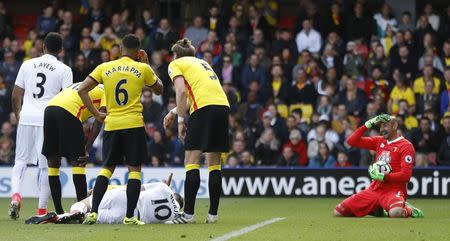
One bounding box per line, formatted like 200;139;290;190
168;61;183;81
62;67;73;88
346;125;381;151
384;144;415;183
14;63;26;88
144;65;157;87
89;64;103;84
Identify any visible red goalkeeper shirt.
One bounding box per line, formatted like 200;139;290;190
347;125;415;194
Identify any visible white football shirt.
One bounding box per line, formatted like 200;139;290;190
15;54;73;126
138;183;181;223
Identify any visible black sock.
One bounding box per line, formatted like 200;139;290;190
184;169;200;215
48;175;64;214
72;174;87;201
126;178;141;218
91;175;109;213
208;170;222;215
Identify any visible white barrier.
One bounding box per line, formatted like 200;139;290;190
0;167;209;198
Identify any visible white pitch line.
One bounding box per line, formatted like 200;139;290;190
211;217;286;241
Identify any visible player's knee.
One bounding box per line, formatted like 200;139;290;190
388;207;405;218
333;208;343;217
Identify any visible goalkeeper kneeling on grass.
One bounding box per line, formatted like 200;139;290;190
334;114;424;218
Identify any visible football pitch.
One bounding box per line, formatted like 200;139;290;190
1;198;449;241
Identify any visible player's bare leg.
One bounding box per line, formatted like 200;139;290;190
167;150;201;224
83;166;115;224
205;152;221;223
122;165;144;225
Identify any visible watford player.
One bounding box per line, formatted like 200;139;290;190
334;114;424;218
78;34;163;225
30;83;105;220
163;38;230;224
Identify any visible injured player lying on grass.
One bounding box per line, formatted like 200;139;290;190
25;174;184;224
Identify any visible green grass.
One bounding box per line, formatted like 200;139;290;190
0;198;449;241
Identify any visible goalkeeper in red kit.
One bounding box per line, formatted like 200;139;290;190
334;114;424;218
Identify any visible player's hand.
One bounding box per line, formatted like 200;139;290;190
77;155;88;167
178;122;186;143
364;114;391;128
94;111;107;123
163;112;176;130
368;165;385;181
138;49;149;64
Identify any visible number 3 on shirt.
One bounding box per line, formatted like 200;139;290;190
33;72;46;98
115;79;128;106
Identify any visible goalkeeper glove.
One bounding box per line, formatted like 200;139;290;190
368;164;385;181
365;114;391;129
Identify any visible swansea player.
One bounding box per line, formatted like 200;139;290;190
163;38;230;224
333;114;424;218
42;82;105;215
26;175;183;224
10;32;73;219
78;34;163;225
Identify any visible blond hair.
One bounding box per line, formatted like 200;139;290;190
171;38;195;58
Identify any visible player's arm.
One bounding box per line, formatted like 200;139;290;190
384;146;415;183
148;77;163;96
347;114;391;150
78;76;105;122
163;98;190;130
85;106;106;152
11;85;24;122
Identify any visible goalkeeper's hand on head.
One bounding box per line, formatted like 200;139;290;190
368;164;385;181
365;114;391;129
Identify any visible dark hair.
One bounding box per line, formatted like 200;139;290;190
173;193;184;209
122;34;141;50
402;11;412;16
44;32;63;54
171;38;195;57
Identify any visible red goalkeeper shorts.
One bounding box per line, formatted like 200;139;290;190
335;188;406;217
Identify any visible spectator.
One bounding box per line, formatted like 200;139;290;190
0;136;13;166
291;109;309;134
72;53;89;83
272;28;297;60
338;78;366;117
320;44;342;75
36;5;57;35
0;1;12;39
241;54;267;93
396;99;418;130
220;55;240;87
398;11;415;32
90;21;102;43
410;117;439;166
206;5;224;35
226;155;240;168
247;29;270;57
379;25;396;57
438;116;450;165
197;31;222;62
110;12;131;38
100;49;110;63
289;68;318;106
365;66;390;101
316;95;332;117
0;51;20;85
442;40;450;68
80;36;101;71
60;11;80;37
368;45;389;78
241;151;255;167
388;70;415;114
265;105;289;142
415;15;436;49
254;0;278;27
331;104;357;135
308;141;336;168
222;78;240;114
223;16;248;51
165;126;184;166
147;130;169;166
83;0;108;27
255;128;280;166
184;16;208;49
418;49;444;73
142;89;163;126
283;129;307;166
391;45;417;81
295;19;322;55
59;24;77;60
307;122;336;159
277;146;298;166
269;65;288;103
373;3;397;37
248;5;269;35
345;2;374;42
335;151;352;167
342;41;365;79
413;65;441;95
441;68;450;115
138;9;157;36
421;3;440;31
151;18;179;55
416;80;440;115
324;2;345;37
223;41;242;68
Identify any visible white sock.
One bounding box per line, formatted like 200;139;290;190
184;213;194;219
11;162;27;194
37;167;50;209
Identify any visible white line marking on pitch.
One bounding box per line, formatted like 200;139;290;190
211;217;286;241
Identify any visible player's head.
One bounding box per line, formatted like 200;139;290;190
171;38;195;59
43;32;63;56
379;116;399;140
121;34;141;59
173;193;184;209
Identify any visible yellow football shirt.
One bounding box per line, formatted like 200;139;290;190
413;77;441;94
390;86;416;114
47;83;105;123
89;56;157;131
168;56;229;114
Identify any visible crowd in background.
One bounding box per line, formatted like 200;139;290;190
0;0;449;168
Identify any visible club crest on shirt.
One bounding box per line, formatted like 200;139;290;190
405;155;413;163
377;151;391;163
393;147;398;152
380;143;384;148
